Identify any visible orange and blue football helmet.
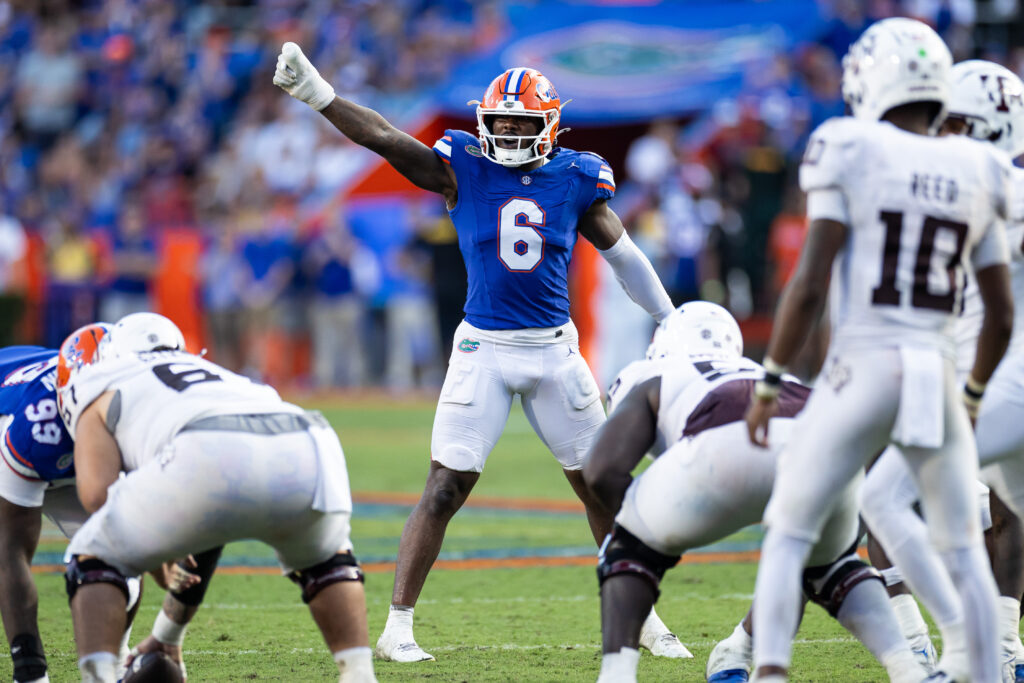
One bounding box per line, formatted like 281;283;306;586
470;67;563;167
56;322;109;426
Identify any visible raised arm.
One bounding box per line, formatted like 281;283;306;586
273;42;457;206
579;200;674;322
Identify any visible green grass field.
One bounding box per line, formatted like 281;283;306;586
27;398;896;681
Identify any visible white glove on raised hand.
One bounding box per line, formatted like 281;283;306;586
273;42;336;111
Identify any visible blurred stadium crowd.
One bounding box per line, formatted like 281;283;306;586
0;0;1020;390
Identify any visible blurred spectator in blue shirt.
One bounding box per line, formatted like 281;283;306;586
201;217;247;372
99;202;156;324
304;212;367;389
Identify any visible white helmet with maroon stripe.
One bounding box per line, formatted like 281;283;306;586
646;302;743;360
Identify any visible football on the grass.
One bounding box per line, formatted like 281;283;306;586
122;652;183;683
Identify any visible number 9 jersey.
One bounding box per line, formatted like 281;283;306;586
801;116;1012;358
0;347;75;504
433;129;616;330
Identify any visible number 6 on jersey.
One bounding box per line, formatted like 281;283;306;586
498;198;545;272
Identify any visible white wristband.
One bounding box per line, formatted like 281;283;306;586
152;609;187;647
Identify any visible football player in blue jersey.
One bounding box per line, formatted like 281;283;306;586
0;344;86;683
274;44;686;662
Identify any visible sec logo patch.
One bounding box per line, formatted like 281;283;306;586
458;338;480;353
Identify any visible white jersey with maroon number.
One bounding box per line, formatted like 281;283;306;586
607;355;766;457
801;117;1012;359
955;165;1024;376
64;350;298;471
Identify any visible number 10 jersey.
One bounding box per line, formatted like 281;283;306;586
801;117;1012;358
433;129;616;331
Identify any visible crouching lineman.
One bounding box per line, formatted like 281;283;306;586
584;303;929;683
857;58;1024;682
0;333;152;683
56;313;376;683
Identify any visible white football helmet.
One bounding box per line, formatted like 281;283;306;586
947;60;1024;158
646;302;743;360
100;312;186;360
841;17;951;128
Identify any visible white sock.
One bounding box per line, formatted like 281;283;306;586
384;605;414;636
78;652;118;683
727;620;752;651
597;648;640;683
879;645;926;683
752;530;812;671
334;646;376;682
940;545;1001;683
890;594;929;639
641;607;669;635
837;582;916;666
998;596;1024;657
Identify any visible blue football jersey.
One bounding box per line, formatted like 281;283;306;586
0;347;75;485
433;129;616;330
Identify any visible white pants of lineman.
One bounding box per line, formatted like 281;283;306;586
67;428;353;577
431;320;605;472
755;348;999;680
616;419;859;566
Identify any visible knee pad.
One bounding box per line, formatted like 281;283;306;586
596;525;679;599
65;556;130;604
802;547;882;618
170;546;223;607
289;552;364;604
10;633;46;683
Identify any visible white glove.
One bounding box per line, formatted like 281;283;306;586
273;42;335;111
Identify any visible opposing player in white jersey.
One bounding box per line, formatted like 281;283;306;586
858;59;1024;682
57;313;377;683
585;303;928;683
273;44;687;662
745;18;1015;683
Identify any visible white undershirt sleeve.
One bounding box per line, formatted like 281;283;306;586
805;187;850;225
598;232;675;322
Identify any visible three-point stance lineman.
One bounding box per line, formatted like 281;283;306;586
274;44;687;661
745;19;1015;683
57;314;377;683
585;303;927;683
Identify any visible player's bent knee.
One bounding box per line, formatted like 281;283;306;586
11;633;47;683
65;555;131;604
597;524;679;599
802;545;882;618
289;552;364;604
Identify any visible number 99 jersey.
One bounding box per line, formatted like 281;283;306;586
801;117;1012;358
63;350;292;472
0;347;75;503
433;129;616;330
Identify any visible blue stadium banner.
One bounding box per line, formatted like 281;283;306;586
441;0;824;123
